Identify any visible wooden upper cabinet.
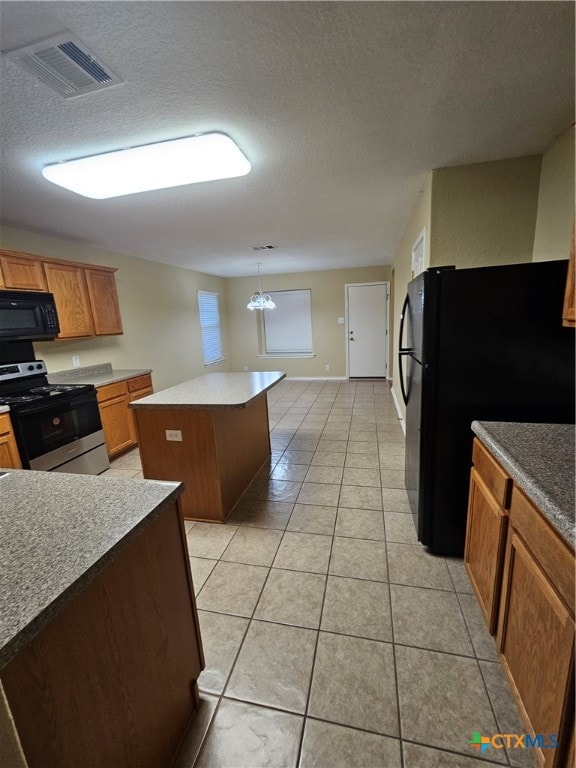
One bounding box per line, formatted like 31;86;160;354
43;262;94;338
0;248;124;339
562;221;575;328
85;269;123;336
0;252;47;291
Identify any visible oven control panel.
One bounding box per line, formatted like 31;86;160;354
0;360;47;381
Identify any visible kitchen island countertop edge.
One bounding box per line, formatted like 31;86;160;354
129;370;286;410
0;470;183;668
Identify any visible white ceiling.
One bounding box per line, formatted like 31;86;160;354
0;2;574;278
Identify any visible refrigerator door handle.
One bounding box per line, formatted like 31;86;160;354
398;294;411;405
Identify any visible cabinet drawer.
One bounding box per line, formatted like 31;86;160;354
97;380;128;403
127;375;152;393
509;486;574;611
130;387;153;403
472;438;512;508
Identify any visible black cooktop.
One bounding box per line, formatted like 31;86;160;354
0;361;95;409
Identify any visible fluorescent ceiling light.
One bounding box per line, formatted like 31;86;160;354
41;133;251;199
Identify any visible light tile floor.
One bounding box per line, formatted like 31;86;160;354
109;379;535;768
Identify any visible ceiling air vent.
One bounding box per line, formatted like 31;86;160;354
251;245;276;251
4;33;123;98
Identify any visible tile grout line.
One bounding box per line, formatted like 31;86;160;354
192;499;289;767
380;421;406;768
293;384;349;768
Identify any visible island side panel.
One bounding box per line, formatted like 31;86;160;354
212;392;272;517
135;407;224;521
1;501;203;768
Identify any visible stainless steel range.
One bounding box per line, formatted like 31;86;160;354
0;360;109;474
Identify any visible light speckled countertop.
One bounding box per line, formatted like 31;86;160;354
0;405;9;414
130;371;286;410
472;421;575;548
48;362;152;387
0;470;182;668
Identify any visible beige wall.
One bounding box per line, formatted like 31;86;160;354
1;225;388;383
226;266;390;378
389;173;432;420
389;155;543;421
0;226;231;391
532;126;575;262
430;155;542;268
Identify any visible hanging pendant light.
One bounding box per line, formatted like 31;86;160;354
247;263;276;310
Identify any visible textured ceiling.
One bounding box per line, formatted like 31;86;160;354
0;2;574;277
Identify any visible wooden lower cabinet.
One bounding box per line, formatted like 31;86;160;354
464;468;509;633
466;440;575;767
497;526;574;767
98;390;135;458
98;374;153;459
129;380;154;442
0;413;22;469
562;220;575;328
465;439;511;633
1;499;204;768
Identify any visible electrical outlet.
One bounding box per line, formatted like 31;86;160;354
325;364;330;371
165;429;182;442
337;317;345;324
72;355;80;367
244;365;249;371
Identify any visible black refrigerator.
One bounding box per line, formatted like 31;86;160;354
398;259;575;557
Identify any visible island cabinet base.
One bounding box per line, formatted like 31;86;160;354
0;500;204;768
134;393;272;521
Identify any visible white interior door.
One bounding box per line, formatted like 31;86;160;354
347;283;389;377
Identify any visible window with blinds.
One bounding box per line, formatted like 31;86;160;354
263;289;314;356
198;290;224;365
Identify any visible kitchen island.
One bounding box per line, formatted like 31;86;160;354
0;470;204;768
130;371;285;521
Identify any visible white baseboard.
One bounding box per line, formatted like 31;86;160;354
285;376;348;381
390;385;406;436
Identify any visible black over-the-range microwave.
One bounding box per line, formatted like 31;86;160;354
0;290;60;341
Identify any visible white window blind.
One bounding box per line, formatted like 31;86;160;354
198;290;224;365
263;289;313;355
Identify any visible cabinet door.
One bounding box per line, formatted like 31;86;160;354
0;414;22;469
0;253;47;291
464;468;508;633
562;221;575;328
128;380;154;443
99;394;136;458
497;531;574;767
43;263;94;338
85;269;123;336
